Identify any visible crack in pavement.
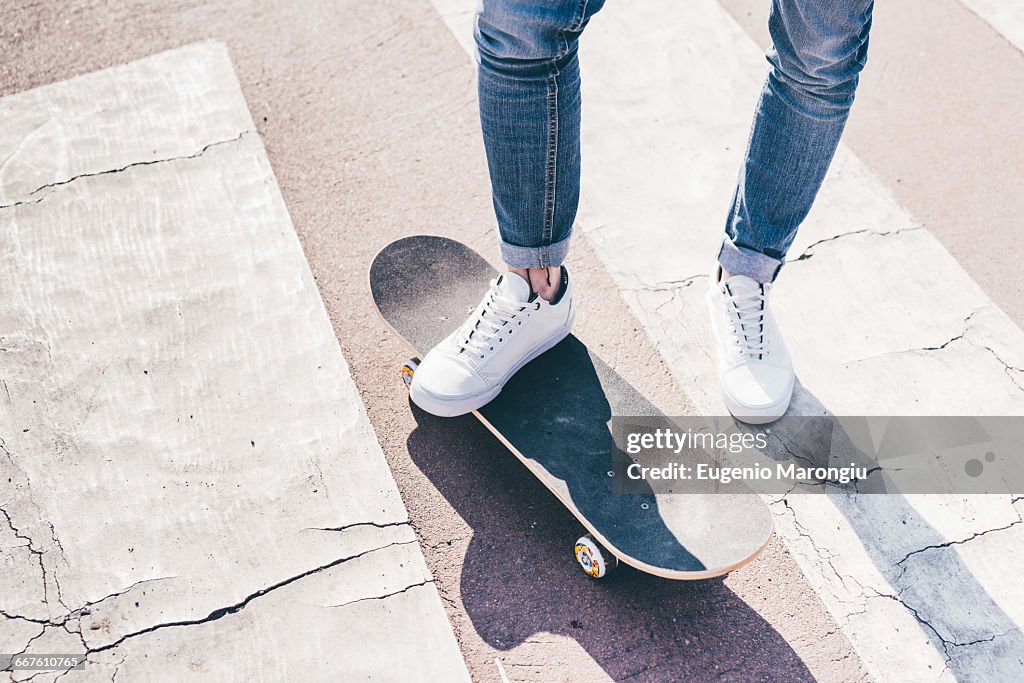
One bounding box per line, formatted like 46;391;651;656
619;273;707;294
839;308;1024;391
869;592;1019;665
9;621;49;660
782;496;1024;669
0;505;63;612
778;500;875;605
84;539;418;654
0;573;172;666
846;310;983;364
0;608;49;625
791;226;924;262
770;432;818;469
326;579;432;609
612;271;709;316
765;433;897;495
894;513;1023;582
72;577;176;616
0;194;45;211
967;340;1024;392
0;131;252;210
2;446;107;627
301;519;409;533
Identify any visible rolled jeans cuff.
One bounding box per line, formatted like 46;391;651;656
499;231;572;269
717;238;783;283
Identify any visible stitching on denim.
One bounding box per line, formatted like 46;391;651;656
541;1;588;269
569;0;590;33
542;76;562;267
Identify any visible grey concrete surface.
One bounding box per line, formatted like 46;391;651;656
0;43;468;681
0;1;871;680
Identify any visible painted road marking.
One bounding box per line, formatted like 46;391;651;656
959;0;1024;53
0;43;469;681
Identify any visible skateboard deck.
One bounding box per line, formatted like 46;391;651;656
370;235;772;579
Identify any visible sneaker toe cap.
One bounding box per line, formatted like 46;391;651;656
721;363;794;412
412;350;488;400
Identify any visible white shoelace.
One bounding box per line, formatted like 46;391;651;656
723;282;767;359
458;279;533;359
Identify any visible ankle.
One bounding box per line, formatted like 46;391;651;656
508;266;563;303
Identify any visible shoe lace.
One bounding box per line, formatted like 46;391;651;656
458;279;532;359
724;283;767;360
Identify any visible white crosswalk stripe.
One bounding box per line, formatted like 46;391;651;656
959;0;1024;53
0;43;469;681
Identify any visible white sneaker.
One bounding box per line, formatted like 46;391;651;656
410;268;575;417
706;265;794;424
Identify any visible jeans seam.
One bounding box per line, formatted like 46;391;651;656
568;0;590;33
541;0;589;268
543;73;558;269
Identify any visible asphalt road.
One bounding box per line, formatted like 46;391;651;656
6;0;1019;679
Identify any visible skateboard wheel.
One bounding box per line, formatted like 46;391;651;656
574;534;618;579
400;358;420;390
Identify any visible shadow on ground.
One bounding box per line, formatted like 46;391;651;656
767;383;1024;679
407;403;812;681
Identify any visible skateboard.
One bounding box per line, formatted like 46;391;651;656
370;235;772;579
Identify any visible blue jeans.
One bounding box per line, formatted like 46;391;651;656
476;0;874;281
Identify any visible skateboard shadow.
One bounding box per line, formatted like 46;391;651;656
405;390;815;678
479;335;707;573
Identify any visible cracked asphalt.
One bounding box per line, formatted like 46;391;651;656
3;0;1024;680
0;2;866;680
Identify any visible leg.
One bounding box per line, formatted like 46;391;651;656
476;0;605;274
409;1;604;418
708;0;874;424
719;0;875;282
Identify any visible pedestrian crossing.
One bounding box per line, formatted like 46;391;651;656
2;0;1022;679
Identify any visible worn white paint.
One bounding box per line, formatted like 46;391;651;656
431;0;1024;679
431;0;478;60
959;0;1024;54
0;43;469;681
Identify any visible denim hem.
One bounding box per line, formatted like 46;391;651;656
499;231;572;268
717;239;783;283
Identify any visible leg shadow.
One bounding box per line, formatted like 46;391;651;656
758;381;1024;678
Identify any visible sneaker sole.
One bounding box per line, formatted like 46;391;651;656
719;380;794;426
